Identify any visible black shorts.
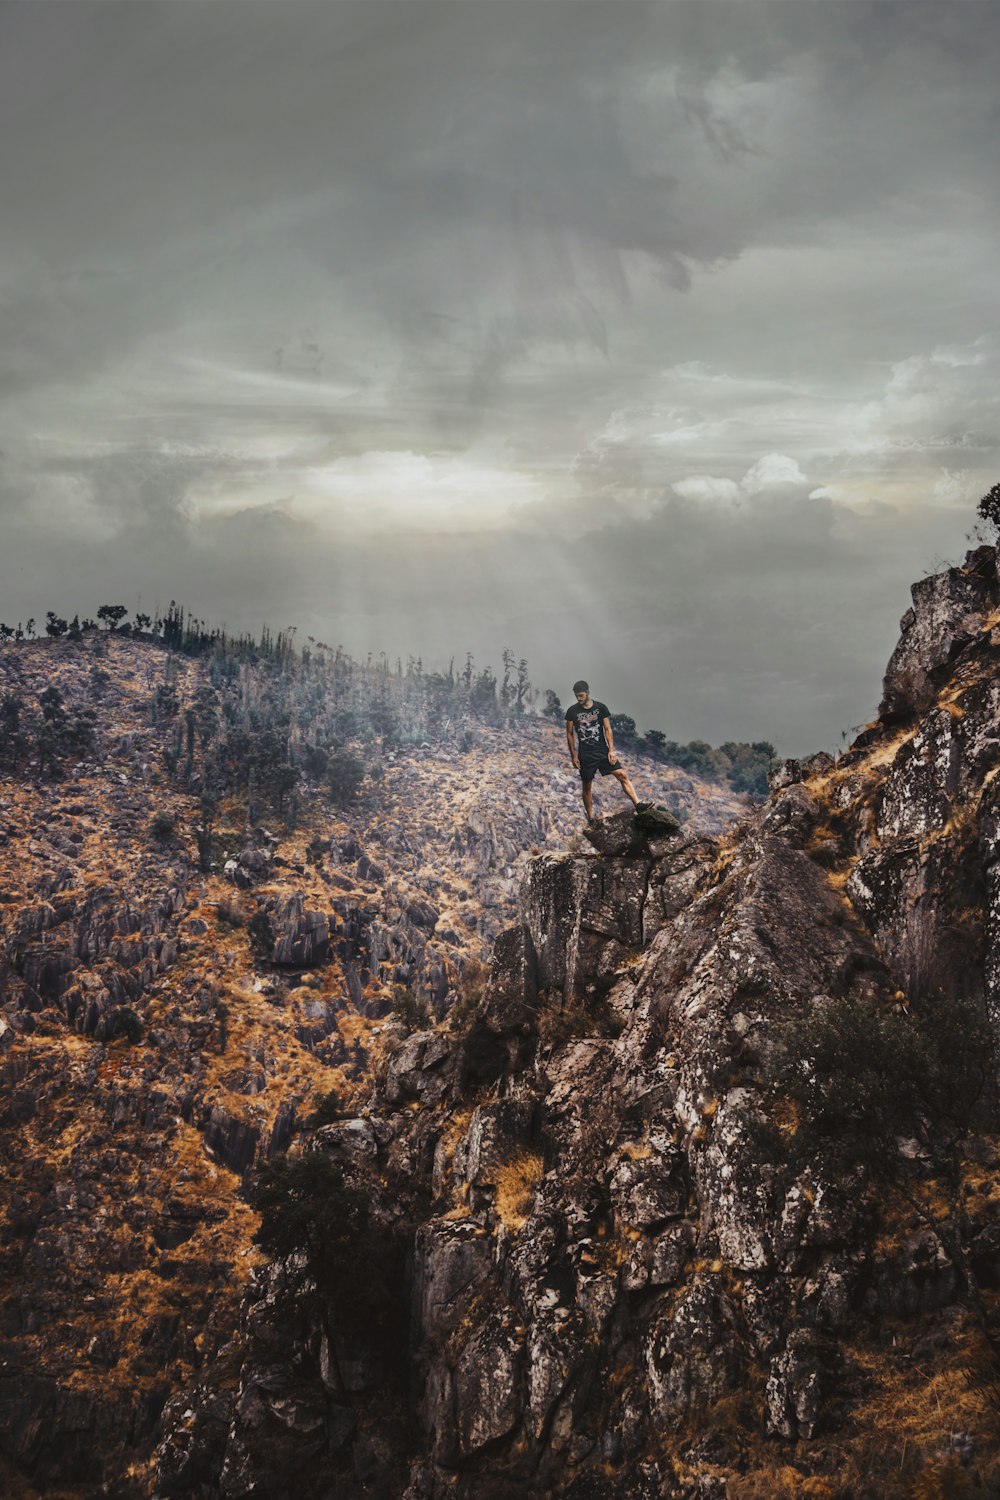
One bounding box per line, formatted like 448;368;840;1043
579;753;619;783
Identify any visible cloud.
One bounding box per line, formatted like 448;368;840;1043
741;453;808;494
671;475;742;505
1;2;999;754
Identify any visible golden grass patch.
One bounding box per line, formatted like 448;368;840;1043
494;1152;545;1232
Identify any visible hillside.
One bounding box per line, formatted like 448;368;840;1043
148;546;1000;1500
0;631;745;1497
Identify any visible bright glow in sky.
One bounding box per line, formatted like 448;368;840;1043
2;1;999;752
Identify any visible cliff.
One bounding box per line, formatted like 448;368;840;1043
150;548;1000;1499
0;633;744;1498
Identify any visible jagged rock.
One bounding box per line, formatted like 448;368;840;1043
153;1386;235;1497
880;546;998;722
759;782;823;847
453;1319;524;1459
765;1327;837;1439
268;893;331;967
414;1218;493;1342
265;1100;297;1159
876;709;957;839
768;757;801;790
480;924;539;1032
650;1221;697;1286
454;1099;535;1195
800;750;836;779
382;1030;452;1106
219;1365;350;1496
203;1106;260;1174
522;853;649;994
609;1135;686;1231
232;844;272;887
645;1277;738;1419
315;1116;379;1170
583;809;651;857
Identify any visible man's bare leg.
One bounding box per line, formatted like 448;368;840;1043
581;779;595;820
613;768;640;806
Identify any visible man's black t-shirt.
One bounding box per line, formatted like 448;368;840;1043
566;700;611;759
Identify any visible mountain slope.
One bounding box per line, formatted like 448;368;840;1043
149;547;1000;1500
0;632;745;1497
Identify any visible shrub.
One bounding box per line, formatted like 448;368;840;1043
327;748;365;807
249;1151;400;1348
310;1087;345;1127
758;993;993;1180
215;895;246;928
977;480;1000;535
150;811;175;843
391;985;431;1032
113;1007;144;1045
248;908;276;960
449;957;488;1032
305;834;328;865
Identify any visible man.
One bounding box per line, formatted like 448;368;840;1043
565;680;641;821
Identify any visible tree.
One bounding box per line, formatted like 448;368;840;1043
327;748;365;807
0;692;26;770
97;604;128;630
609;713;637;744
45;612;68;638
543;689;562;719
515;658;530;714
500;647;516;712
645;729;667;759
977;480;1000;535
248;1151;399;1393
471;665;498;718
35;686;97;776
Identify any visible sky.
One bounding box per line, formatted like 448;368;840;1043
1;0;998;755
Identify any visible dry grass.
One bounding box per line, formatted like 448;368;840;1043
729;1468;837;1499
493;1151;545;1232
621;1140;652;1161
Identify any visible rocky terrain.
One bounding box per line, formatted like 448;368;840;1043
0;630;744;1498
144;547;1000;1500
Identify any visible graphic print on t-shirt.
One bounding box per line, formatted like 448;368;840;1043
566;701;610;755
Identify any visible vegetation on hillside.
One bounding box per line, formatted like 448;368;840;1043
0;601;776;801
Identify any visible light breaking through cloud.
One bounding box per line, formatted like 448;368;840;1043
1;1;999;753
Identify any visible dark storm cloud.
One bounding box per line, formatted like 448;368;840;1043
2;1;999;750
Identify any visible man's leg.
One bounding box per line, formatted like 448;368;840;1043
581;775;595;820
613;767;640;807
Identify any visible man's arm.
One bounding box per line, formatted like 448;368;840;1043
566;717;579;766
602;713;618;765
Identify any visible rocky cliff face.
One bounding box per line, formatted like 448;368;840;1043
0;632;745;1497
152;548;1000;1499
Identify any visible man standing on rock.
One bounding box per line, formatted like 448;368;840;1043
565;680;642;822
